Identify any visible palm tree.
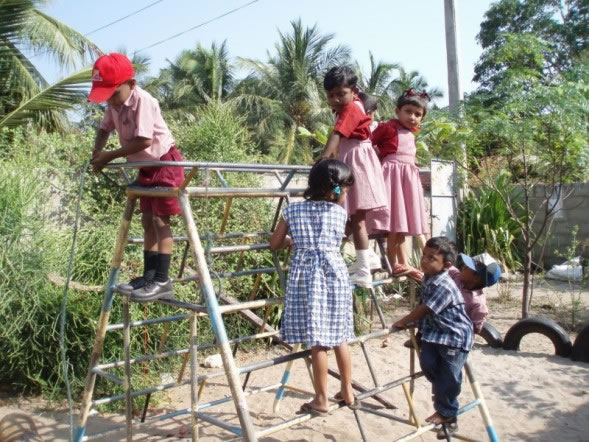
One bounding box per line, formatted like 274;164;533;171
0;0;101;131
389;67;443;101
235;19;350;164
355;52;400;117
144;40;233;112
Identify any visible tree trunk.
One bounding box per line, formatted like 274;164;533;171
281;123;297;164
521;247;532;318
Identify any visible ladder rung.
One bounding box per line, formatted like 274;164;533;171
106;313;190;331
96;331;280;370
91;368;124;385
196;412;242;435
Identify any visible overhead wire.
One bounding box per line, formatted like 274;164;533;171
26;0;166;60
84;0;166;36
132;0;260;55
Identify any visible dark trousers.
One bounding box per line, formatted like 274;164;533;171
419;341;469;418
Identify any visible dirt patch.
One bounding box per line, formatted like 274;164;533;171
1;280;588;441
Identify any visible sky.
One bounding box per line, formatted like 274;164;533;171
37;0;496;107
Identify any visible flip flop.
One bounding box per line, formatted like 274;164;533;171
296;402;330;417
391;263;412;277
333;392;361;410
406;267;424;282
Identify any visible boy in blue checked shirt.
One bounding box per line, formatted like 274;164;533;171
393;236;472;438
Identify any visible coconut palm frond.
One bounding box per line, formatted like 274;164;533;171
23;8;101;68
0;40;47;94
0;67;91;130
0;0;35;44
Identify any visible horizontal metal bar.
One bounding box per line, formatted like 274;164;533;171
90;368;124;385
97;331;280;370
105;160;312;172
208;242;269;254
196;412;241;435
84;384;281;440
393;400;482;442
106;313;189;331
127;231;271;244
177;266;287;283
200;383;282;411
218;298;283;313
93;328;399;406
185;187;305;198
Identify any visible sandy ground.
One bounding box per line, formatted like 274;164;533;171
1;279;588;441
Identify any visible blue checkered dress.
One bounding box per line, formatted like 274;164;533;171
280;201;354;347
419;271;473;351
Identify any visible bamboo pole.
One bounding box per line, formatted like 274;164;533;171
123;296;133;442
190;313;199;442
179;191;257;441
75;197;136;442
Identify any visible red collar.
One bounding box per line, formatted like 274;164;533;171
391;118;420;133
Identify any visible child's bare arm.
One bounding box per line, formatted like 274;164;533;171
269;218;292;250
91;136;151;173
393;304;430;329
93;128;110;154
320;132;341;159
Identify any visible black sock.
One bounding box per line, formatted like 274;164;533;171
144;251;159;281
154;253;172;282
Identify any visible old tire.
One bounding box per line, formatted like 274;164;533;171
477;322;503;348
503;317;572;357
571;324;589;363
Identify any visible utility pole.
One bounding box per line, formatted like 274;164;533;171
444;0;464;117
444;0;467;201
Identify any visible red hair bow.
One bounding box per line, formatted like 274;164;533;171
403;88;430;102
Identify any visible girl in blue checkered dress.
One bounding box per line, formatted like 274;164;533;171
270;159;359;416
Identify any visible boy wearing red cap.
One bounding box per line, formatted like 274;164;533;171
89;52;184;302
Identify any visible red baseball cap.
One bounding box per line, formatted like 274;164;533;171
88;53;135;103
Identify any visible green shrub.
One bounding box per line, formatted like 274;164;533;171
457;173;523;271
0;104;280;402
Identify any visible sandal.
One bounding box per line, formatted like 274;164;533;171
333;392;361;410
296;402;330;417
406;267;424;282
391;263;412;277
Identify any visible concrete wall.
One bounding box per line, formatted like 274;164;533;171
529;183;589;268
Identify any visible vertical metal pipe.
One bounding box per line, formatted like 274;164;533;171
178;191;257;441
353;409;368;442
402;382;420;428
123;295;133;442
219;198;233;235
409;281;417;397
190;312;199;442
360;342;380;387
76;197;136;442
273;343;302;413
178;242;190;278
368;287;387;328
464;361;499;442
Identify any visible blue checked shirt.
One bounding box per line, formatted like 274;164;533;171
419;270;473;351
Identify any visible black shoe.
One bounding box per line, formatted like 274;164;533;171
436;419;458;440
130;279;174;303
118;276;150;295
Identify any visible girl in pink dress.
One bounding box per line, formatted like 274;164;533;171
372;89;429;280
321;66;389;288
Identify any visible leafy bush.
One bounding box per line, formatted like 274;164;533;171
0;104;281;401
457;173;523;271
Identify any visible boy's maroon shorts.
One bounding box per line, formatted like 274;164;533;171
137;145;185;216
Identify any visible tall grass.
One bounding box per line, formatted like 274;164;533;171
0;104;279;401
457;174;523;271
